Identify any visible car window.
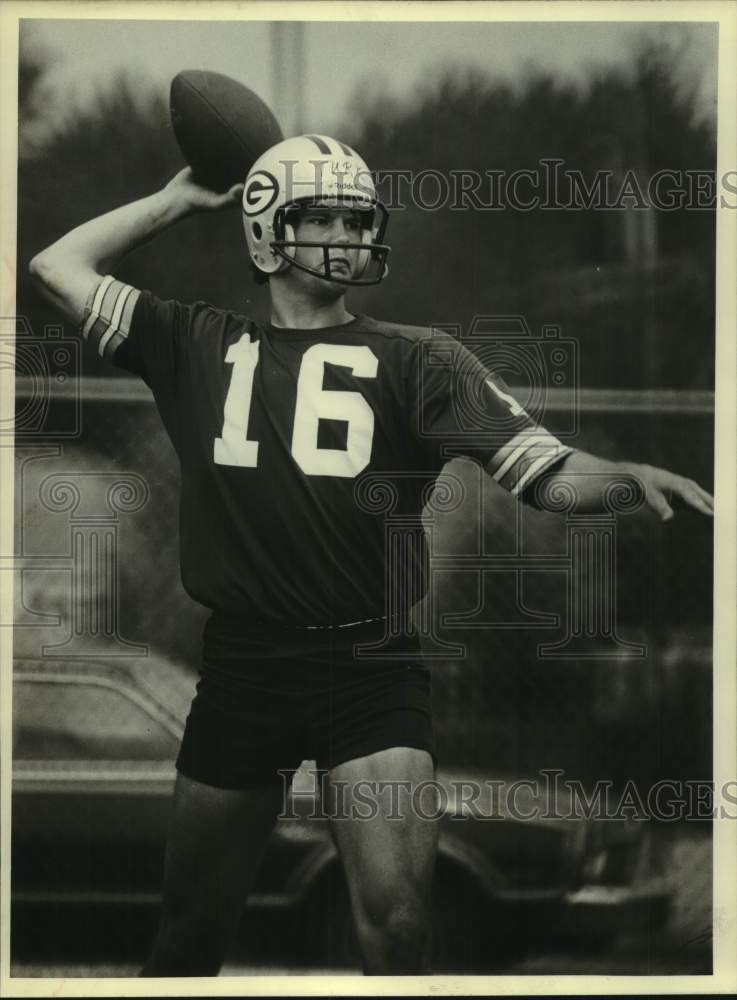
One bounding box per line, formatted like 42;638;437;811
13;676;181;761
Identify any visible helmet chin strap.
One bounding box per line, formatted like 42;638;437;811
272;242;390;287
260;200;391;287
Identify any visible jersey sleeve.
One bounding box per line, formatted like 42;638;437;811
80;275;191;383
79;275;195;450
406;331;574;498
80;275;141;363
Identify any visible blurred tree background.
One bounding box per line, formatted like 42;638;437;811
346;45;715;390
18;39;715;387
15;37;714;784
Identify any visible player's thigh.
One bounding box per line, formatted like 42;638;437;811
327;747;439;910
161;771;284;916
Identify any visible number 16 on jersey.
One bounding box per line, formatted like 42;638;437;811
214;335;379;478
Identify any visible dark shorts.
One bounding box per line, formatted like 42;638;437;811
176;615;436;789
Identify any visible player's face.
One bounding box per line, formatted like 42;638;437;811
291;207;367;285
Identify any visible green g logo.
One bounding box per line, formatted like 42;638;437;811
243;171;279;216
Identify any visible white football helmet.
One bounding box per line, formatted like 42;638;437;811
242;134;390;286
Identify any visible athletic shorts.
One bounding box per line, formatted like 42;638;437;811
176;614;436;789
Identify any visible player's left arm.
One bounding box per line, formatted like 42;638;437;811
410;335;713;521
531;448;714;521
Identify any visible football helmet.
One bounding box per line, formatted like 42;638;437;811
242;134;390;286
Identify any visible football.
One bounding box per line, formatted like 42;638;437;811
170;70;283;191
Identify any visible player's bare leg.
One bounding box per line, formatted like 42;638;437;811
140;772;284;976
327;747;439;975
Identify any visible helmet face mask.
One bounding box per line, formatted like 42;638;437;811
242;135;390;287
272;199;390;286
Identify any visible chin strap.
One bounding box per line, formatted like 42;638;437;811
271;241;390;286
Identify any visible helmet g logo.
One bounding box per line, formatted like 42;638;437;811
243;171;279;216
242;134;390;284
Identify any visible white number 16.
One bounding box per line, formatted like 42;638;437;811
214;336;378;478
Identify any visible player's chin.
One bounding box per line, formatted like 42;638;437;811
320;259;354;282
311;267;352;295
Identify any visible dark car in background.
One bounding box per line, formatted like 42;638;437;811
11;656;670;973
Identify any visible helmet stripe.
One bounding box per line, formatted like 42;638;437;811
304;134;332;154
338;141;356;156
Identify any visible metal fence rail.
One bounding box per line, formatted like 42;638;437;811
12;380;714;781
15;376;717;414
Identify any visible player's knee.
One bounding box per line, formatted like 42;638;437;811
359;884;430;949
385;899;428;954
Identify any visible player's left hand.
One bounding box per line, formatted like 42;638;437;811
625;463;714;521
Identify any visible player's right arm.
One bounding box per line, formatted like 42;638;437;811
29;169;242;325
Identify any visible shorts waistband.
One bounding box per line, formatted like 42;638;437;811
303;615;387;631
208;611;388;630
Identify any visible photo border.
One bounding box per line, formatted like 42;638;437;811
1;1;735;996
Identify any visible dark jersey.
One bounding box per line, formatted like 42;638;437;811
82;275;572;625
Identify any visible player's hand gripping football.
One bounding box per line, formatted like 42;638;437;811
164;167;244;214
624;462;714;521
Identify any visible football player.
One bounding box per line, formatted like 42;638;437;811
30;134;713;976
